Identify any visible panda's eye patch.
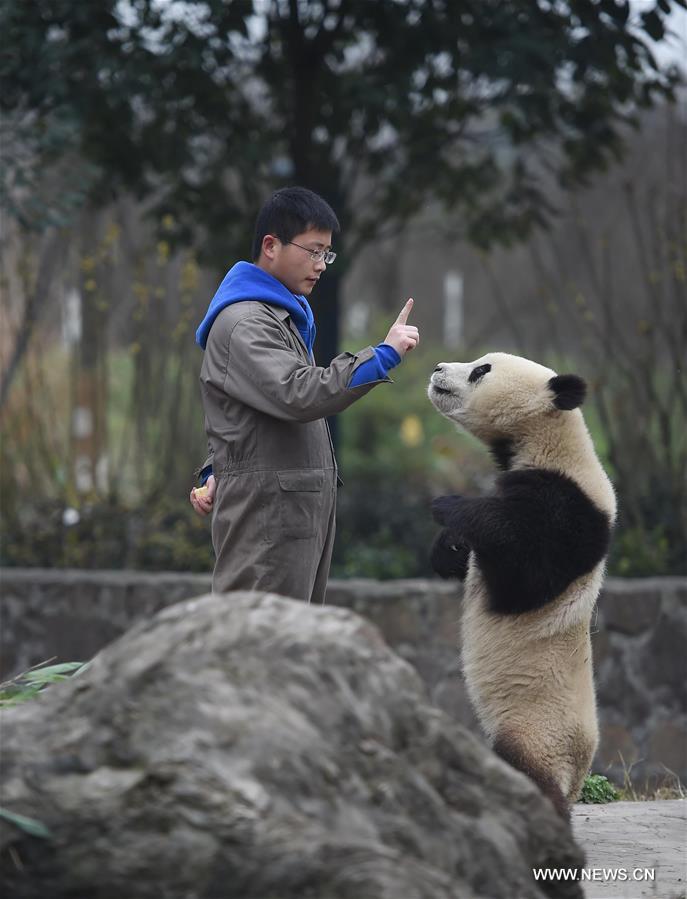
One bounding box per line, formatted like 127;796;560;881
468;363;491;384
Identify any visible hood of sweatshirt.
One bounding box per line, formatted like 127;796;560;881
195;261;316;352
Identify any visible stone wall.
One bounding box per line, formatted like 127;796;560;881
1;568;685;789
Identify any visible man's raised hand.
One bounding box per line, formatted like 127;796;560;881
384;297;419;357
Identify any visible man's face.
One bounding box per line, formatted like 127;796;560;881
263;228;333;296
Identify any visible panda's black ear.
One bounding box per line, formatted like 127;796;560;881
549;374;586;410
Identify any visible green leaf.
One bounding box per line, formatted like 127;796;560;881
0;685;42;704
0;807;52;839
0;661;86;707
23;662;85;681
21;672;67;685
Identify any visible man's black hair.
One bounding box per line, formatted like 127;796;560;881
252;187;340;260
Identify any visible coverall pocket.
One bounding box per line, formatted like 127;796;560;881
276;470;325;539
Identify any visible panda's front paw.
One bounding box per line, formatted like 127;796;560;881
431;494;464;526
430;528;470;580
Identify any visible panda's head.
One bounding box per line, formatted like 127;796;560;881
428;352;586;443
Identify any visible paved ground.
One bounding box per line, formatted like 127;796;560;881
572;801;686;899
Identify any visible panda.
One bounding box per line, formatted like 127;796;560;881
427;352;616;819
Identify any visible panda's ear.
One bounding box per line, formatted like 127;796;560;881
548;374;586;410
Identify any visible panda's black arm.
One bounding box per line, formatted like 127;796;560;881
432;494;506;544
430;528;471;580
431;494;513;588
434;492;555;613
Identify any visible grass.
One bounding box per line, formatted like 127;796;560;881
583;754;687;803
615;756;686;802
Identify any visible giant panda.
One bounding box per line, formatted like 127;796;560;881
427;352;616;819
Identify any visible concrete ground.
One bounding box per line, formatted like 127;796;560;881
572;801;686;899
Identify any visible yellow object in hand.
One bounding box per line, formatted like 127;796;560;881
195;485;210;498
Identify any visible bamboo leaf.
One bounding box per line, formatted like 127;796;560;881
0;807;52;839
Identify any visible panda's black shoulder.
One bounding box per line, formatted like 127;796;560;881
498;467;589;503
498;467;573;491
480;467;612;615
496;467;610;531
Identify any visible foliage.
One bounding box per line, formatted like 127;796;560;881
2;2;684;578
2;0;683;379
0;329;682;578
479;106;687;575
580;774;619;804
332;339;490;578
0;214;210;501
0;496;214;573
0;1;250;234
0;661;86;709
3;1;681;249
1;341;461;578
609;526;673;578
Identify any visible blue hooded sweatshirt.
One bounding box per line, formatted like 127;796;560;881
194;261;400;482
196;261;316;353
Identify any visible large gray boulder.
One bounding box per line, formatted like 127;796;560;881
0;592;584;898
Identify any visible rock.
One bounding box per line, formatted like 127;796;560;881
590;627;612;667
572;801;686;899
0;592;584;899
432;675;482;732
647;722;687;776
641;609;687;701
598;584;662;636
593;723;639;773
595;645;650;721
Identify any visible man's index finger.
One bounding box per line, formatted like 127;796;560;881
395;297;414;324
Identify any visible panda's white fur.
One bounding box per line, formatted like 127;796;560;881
428;352;616;817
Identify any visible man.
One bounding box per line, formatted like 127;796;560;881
190;186;418;603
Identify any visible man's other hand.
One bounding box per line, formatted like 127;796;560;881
190;475;216;517
384;298;419;357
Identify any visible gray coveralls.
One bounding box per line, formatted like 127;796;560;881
198;301;386;603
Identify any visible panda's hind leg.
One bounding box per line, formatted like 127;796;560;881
493;732;570;821
566;728;598;805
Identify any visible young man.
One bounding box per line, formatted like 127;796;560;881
190;186;418;603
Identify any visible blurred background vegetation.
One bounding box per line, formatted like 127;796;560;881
1;0;685;578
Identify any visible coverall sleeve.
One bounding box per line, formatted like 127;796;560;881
212;312;389;422
193;443;214;482
348;343;401;387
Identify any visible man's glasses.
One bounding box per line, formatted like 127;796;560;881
286;241;337;265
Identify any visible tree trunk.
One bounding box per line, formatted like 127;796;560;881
0;229;67;411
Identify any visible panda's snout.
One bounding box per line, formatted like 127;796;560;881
430;366;454;397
